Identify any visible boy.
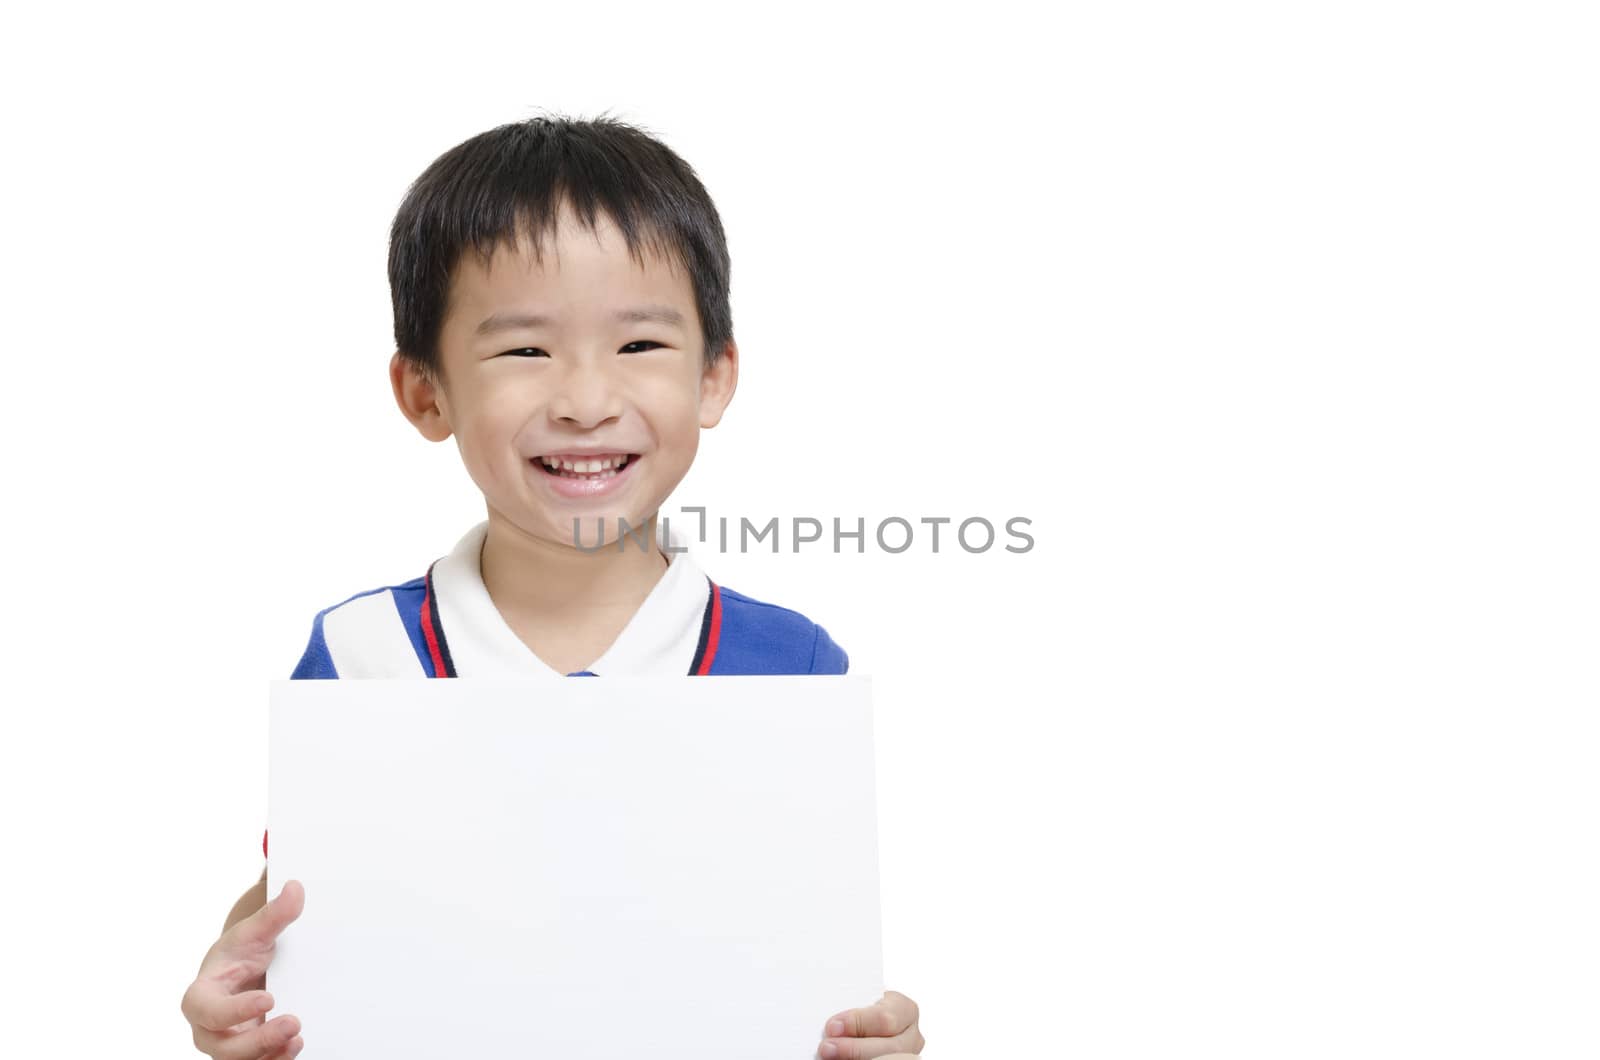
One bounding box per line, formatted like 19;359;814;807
178;115;926;1060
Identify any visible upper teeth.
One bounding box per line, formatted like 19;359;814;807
540;455;629;472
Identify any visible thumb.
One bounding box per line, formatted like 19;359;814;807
229;879;306;951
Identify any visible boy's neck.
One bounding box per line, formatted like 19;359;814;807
478;508;670;619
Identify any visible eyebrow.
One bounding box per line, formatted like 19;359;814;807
474;305;687;335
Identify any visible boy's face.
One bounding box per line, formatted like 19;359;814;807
392;204;737;551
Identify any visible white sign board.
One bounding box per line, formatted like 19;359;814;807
266;675;882;1059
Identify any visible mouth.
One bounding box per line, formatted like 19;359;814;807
530;452;643;500
533;452;638;480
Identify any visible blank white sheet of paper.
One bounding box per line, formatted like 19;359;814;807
266;675;882;1059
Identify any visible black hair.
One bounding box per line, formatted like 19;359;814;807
387;111;732;378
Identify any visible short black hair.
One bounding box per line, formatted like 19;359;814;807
387;112;733;378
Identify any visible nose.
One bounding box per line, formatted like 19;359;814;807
548;356;624;429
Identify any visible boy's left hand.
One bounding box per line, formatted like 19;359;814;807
818;989;925;1059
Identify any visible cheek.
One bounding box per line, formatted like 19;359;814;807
634;364;705;441
647;393;703;463
452;392;526;482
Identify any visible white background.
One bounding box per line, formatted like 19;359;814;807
2;2;1596;1057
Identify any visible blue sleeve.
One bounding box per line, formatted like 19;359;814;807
290;611;339;679
809;623;850;675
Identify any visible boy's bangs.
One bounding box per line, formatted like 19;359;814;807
462;195;689;283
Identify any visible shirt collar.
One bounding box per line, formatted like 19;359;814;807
429;519;711;678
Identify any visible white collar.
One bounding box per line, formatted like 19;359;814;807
429;519;711;678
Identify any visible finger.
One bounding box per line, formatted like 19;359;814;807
181;978;276;1033
259;1034;305;1060
877;991;920;1034
224;880;306;954
825;992;912;1038
818;1032;922;1060
195;1013;301;1060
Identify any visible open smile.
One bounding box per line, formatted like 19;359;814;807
530;451;640;498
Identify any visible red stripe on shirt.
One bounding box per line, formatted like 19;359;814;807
695;582;723;675
420;589;447;678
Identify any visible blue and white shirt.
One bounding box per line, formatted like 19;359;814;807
289;520;850;679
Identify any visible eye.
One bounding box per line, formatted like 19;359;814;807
497;347;549;358
620;340;665;354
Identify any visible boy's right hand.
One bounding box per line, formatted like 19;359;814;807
181;879;307;1059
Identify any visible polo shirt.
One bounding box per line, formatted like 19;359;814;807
265;520;849;856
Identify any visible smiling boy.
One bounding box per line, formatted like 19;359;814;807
179;115;926;1060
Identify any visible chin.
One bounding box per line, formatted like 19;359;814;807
514;504;654;551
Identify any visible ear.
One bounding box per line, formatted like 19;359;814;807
698;339;739;429
390;351;454;442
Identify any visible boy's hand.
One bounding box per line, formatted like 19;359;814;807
180;880;306;1059
818;989;925;1059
